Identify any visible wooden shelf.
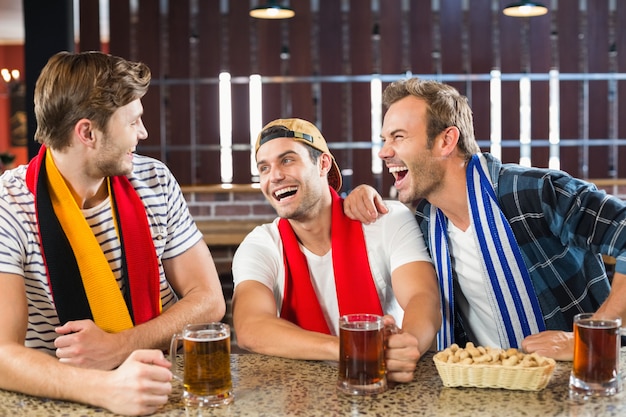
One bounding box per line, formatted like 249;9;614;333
196;219;268;246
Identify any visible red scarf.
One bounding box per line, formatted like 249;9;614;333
25;146;161;328
278;187;383;334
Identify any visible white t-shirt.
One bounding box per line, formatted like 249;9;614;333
447;222;501;347
232;201;432;335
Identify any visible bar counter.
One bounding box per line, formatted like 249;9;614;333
1;350;625;416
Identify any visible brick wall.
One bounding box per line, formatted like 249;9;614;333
183;184;276;274
184;185;275;220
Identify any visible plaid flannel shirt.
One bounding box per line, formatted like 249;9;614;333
416;153;621;335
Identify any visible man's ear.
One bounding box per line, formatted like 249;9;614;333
439;126;460;156
75;119;95;145
319;153;333;176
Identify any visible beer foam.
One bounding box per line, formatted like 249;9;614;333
342;323;382;331
186;330;229;341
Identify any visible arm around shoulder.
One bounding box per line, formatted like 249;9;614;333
343;184;389;224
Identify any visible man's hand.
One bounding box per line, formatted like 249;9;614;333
100;350;172;416
382;316;420;383
55;319;127;370
343;184;389;224
521;330;574;361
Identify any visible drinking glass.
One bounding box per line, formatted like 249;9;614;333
337;314;396;395
170;322;234;407
569;313;624;399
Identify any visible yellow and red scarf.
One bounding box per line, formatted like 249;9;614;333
278;187;382;334
26;146;161;332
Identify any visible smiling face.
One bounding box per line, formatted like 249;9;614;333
256;137;330;221
91;99;148;177
380;95;445;203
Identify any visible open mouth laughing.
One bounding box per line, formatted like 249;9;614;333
273;186;298;201
389;166;408;182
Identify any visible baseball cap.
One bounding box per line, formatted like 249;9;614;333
255;118;342;192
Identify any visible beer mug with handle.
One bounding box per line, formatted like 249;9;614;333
337;314;398;395
170;322;234;407
569;313;626;399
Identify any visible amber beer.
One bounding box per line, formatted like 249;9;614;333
337;314;387;395
573;321;619;382
170;323;234;406
184;330;231;396
570;313;623;398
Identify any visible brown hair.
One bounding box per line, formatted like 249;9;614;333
34;51;151;150
382;78;480;159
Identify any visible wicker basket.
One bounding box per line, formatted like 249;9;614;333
433;351;556;391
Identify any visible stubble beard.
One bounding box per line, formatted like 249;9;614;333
96;156;131;177
95;137;133;177
398;157;444;204
273;186;323;222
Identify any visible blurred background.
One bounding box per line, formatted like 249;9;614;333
0;0;624;196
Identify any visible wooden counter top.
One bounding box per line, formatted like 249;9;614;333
1;350;625;416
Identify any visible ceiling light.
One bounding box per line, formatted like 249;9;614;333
502;2;548;17
250;1;295;19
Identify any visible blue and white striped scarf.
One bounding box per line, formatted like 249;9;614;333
430;154;546;349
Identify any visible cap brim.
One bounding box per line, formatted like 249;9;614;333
328;160;342;192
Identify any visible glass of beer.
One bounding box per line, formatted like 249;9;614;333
569;313;624;399
170;322;234;407
337;314;391;395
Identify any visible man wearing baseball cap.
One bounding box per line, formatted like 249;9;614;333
231;118;441;383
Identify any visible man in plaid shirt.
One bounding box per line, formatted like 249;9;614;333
344;77;625;360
